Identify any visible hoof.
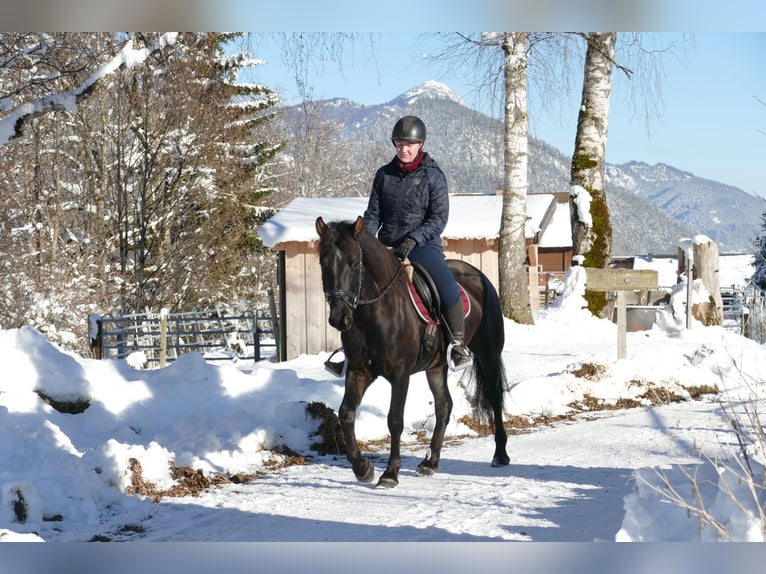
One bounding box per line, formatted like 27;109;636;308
491;455;510;467
376;476;398;489
416;464;435;477
355;460;375;483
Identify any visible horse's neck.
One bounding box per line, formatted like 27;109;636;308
363;249;400;290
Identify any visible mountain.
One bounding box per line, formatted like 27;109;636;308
606;161;764;253
277;81;765;256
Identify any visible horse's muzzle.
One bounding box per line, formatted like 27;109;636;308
329;309;353;332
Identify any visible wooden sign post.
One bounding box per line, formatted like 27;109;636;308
584;268;659;360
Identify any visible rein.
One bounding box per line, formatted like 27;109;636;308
326;250;404;310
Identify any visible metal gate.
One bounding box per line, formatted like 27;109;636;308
722;282;766;344
88;300;278;367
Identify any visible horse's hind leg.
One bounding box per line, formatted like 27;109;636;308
417;365;453;477
339;370;375;483
490;402;510;467
484;351;510;467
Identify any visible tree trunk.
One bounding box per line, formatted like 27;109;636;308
693;238;723;326
498;32;533;325
569;32;616;317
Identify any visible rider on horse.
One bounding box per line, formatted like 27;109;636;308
325;115;471;376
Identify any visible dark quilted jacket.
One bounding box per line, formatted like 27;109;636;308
362;152;449;250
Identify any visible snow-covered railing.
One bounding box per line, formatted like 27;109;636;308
721;283;766;343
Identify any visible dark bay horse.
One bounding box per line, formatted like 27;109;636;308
315;216;509;488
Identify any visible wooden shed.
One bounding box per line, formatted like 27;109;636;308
259;195;571;360
526;192;574;305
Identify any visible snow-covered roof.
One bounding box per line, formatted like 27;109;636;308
539;201;574;249
259;194;570;249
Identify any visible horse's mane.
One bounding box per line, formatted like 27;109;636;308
320;219;400;280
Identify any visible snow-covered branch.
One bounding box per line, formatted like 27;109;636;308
0;33;178;145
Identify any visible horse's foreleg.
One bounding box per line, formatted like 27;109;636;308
377;377;410;489
417;366;453;477
338;372;375;483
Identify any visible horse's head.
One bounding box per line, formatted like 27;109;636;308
316;216;366;332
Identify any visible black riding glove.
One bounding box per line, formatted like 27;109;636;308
396;237;417;260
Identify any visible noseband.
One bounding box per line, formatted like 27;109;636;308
325;249;404;310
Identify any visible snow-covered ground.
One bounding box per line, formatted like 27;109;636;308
2;264;765;549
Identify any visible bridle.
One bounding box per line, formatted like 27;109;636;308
325;249;404;310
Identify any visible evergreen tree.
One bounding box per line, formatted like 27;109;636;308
0;33;282;351
752;211;766;290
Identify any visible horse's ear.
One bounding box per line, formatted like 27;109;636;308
316;217;327;236
353;216;364;239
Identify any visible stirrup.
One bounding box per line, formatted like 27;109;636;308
324;348;347;378
446;341;472;372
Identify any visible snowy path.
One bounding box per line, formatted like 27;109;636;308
98;399;727;543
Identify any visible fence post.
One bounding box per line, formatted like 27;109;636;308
267;287;280;362
615;291;627;360
160;308;169;368
253;321;261;363
88;313;103;359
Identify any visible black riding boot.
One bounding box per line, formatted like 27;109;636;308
445;299;471;371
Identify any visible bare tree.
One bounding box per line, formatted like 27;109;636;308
569;33;685;316
496;33;534;323
275;102;370;198
432;32;537;323
569;32;619;316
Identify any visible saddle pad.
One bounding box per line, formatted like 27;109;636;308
407;282;470;324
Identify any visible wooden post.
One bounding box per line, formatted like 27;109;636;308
160;308;169;368
693;239;723;326
585;268;658;360
678;239;723;327
686;256;694;330
616;291;627;359
527;244;540;312
267;286;280;362
88;313;103;359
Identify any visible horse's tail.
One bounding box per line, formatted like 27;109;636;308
470;273;508;425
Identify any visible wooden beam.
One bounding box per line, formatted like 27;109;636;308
585;268;658;292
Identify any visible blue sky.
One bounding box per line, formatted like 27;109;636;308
247;32;766;199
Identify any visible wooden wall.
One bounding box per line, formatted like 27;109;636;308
443;237;499;290
280;240;341;360
538;248;572;273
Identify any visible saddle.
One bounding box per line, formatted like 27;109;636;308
405;261;470;372
405;261;470;326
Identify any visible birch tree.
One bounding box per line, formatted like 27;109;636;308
496;32;534;323
422;32;536;323
569;32;618;316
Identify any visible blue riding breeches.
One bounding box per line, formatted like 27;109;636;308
407;244;460;310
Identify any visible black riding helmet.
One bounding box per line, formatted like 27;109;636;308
391;115;426;144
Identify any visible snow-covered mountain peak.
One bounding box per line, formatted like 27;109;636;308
389;80;464;107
